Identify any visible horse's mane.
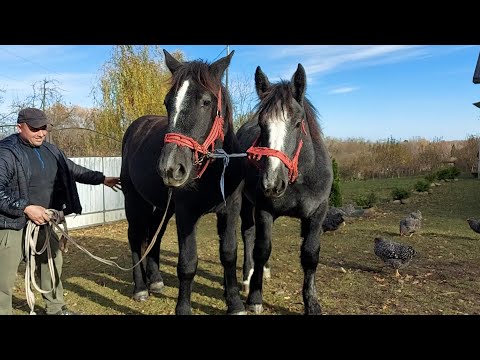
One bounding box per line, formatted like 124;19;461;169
256;81;322;143
170;60;234;129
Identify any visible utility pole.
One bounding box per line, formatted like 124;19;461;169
225;45;230;93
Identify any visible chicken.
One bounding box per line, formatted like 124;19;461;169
374;237;417;277
467;218;480;234
322;207;346;233
399;210;422;236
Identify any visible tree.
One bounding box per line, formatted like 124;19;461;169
91;45;186;155
329;158;342;207
229;73;256;130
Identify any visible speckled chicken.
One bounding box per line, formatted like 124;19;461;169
322;207;345;233
374;237;417;277
467;218;480;234
399;210;422;236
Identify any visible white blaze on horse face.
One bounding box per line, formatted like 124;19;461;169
266;107;288;172
172;80;190;127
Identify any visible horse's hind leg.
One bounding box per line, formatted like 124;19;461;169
300;200;328;315
146;205;174;295
246;208;274;314
241;195;272;294
240;194;255;293
124;190;156;302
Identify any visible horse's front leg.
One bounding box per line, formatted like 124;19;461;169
146;205;174;294
246;207;273;314
174;209;200;315
217;192;246;314
300;200;328;315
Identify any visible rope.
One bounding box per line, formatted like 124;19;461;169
49;190;172;271
24;212;62;315
205;149;247;203
23;190;173;314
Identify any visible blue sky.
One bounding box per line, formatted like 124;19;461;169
0;45;479;141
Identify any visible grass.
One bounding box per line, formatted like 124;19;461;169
12;176;480;315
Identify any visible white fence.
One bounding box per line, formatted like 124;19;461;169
65;157;126;229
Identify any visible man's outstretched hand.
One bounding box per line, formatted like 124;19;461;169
104;177;122;192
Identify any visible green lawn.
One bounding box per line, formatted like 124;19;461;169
12;176;480;315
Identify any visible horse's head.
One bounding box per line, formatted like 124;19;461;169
249;63;307;198
159;49;234;188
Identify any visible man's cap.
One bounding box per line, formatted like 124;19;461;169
17;108;51;128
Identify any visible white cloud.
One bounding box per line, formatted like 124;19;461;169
328;86;359;94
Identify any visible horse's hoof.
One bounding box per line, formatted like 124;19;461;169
242;281;250;293
248;304;263;314
133;290;149;302
230;310;247;315
149;281;165;294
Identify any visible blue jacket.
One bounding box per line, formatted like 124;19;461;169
0;134;105;230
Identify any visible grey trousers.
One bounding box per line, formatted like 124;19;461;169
0;225;65;315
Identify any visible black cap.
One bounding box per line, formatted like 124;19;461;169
17;108;51;128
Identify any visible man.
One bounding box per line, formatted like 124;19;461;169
0;107;121;315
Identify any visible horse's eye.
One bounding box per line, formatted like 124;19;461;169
203;100;212;107
295;121;301;128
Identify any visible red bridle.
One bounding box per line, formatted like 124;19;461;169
246;120;307;183
164;88;225;178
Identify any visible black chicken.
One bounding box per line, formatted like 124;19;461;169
467;218;480;234
322;207;345;233
374;237;417;277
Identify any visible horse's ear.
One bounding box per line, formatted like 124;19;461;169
164;49;183;74
291;64;307;103
209;50;235;82
255;66;271;99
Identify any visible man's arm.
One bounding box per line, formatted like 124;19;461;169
66;158;121;191
0;150;29;217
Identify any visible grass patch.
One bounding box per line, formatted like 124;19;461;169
12;177;480;315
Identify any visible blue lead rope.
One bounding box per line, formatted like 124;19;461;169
207;149;247;204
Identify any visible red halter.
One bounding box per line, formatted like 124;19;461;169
246;120;307;183
164;88;225;178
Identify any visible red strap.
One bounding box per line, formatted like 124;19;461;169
246;120;306;183
164;89;224;178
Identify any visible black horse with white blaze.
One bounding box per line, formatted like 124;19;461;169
237;64;333;314
121;50;245;315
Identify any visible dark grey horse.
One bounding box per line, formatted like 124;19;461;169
237;64;333;314
121;50;245;315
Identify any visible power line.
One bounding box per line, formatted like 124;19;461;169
0;46;63;77
212;46;228;62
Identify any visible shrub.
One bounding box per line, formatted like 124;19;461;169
354;191;377;208
329;158;343;207
391;187;410;200
436;166;461;180
414;180;430;192
424;173;437;183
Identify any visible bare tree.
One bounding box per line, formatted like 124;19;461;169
229;73;256;130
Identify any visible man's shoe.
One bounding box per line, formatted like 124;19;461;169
51;307;80;315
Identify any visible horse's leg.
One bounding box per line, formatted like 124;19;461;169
174;207;200;315
240;194;255;293
300;200;328;315
246;208;273;314
146;204;174;294
124;190;153;301
217;194;246;315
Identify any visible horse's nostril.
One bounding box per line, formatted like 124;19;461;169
172;163;186;180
